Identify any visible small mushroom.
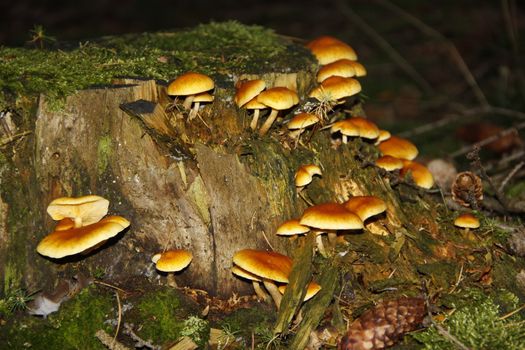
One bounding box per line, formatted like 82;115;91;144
231;265;271;302
235;79;267;130
378;136;419;160
257;87;299;136
306;36;358;65
47;195;109;228
167;72;214;120
375;155;403;171
400;160;435;189
343;196;387;222
232;249;292;309
152;249;193;288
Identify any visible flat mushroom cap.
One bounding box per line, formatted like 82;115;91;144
47;195;110;226
317;59;357;82
309;77;362;101
347;61;367;77
167;72;214;96
231;265;262;282
244;98;268;110
192;92;214;103
343;196;387;221
276;219;310;236
233;249;292;283
256;87;299;110
288;113;320;130
278;281;322;301
36;216;130;259
300;203;363;230
235;79;266;107
309;42;358;65
401;160;435;189
153;249;193;272
306;36;346;49
378;136;419;160
454;213;480;229
375;155;403;171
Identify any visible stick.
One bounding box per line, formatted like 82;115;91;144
113;291;122;344
498;161;524;193
123;323;160;350
333;0;434;95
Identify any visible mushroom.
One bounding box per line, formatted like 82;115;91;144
374;129;392;145
278;281;321;302
378;136;419;160
231;265;271;302
295;164;322;191
375;155;404;172
232;249;292;309
47;195;109;228
309;76;362;105
330;119;360;144
190;92;214;120
454;213;480;238
234;79;267;130
400;160;435;189
306;36;358;65
287;113;320;139
300;202;363;255
244;98;268;131
36;216;130;259
317;59;357;83
257;87;299;136
167;72;214;120
152;249;193;288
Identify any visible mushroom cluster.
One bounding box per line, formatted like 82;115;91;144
167;72;215;120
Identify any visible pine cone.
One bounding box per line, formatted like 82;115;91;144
451;171;483;208
337;297;426;350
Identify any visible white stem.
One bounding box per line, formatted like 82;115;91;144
167;273;178;288
252;281;271;302
182;95;195;111
73;217;83;228
315;233;328;258
263;280;282;309
258;109;279;136
188;102;200;120
327;230;337;248
342;135;348;144
250;110;260;130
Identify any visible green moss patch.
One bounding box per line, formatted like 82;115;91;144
0;286;114;350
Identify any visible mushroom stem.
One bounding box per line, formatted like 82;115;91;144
166;273;178;288
263;280;282;309
258;109;279;136
327;230;337;249
250;110;260;130
252;281;271;302
315;233;328;258
182;95;195;111
188;102;200;120
342;135;348;144
73;217;83;228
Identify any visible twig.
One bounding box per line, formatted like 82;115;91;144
333;0;434;94
95;330;131;350
498;161;524;193
260;230;275;251
499;303;525;320
450;121;525;158
375;0;488;107
123;323;161;350
94;280;129;295
113;291;122;344
0;131;31;147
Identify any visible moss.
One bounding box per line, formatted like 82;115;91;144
0;286;114;349
218;305;275;343
96;135;112;175
179;315;210;347
0;21;313;109
129;287;199;345
413;290;525;349
416;261;458;289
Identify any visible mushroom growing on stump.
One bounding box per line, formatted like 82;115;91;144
167;72;214;120
400;160;435;189
300;202;363;256
257;87;299;136
287;113;320;140
231;265;271;302
375;155;403;172
343;196;387;223
378;136;419;160
278;281;321;302
235;79;266;130
37;216;130;259
306;36;358;65
454;213;480;238
190;92;214;120
295;164;322;206
243;98;268;131
152;249;193;288
232;249;292;309
47;195;109;228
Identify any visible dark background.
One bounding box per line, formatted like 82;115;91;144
1;0;524;158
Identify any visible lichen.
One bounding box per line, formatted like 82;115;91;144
97;135;112;175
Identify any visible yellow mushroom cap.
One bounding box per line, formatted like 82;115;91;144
454;213;480;229
378;136;419;160
235;79;266;107
348;117;380;139
375;130;392;145
295;164;322;187
278;281;322;301
300;203;363;231
331;119;360;137
306;36;347;49
308;41;358;65
343;196;387;221
153;249;193;272
288;113;320;130
231;265;262;282
192;92;214;103
309;77;361;102
47;195;109;227
167;72;214;96
375;155;404;171
317;59;357;83
244;97;268;110
276;219;310;236
401;160;435;189
36;216;130;259
233;249;292;283
347;61;367;77
256;87;299;110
